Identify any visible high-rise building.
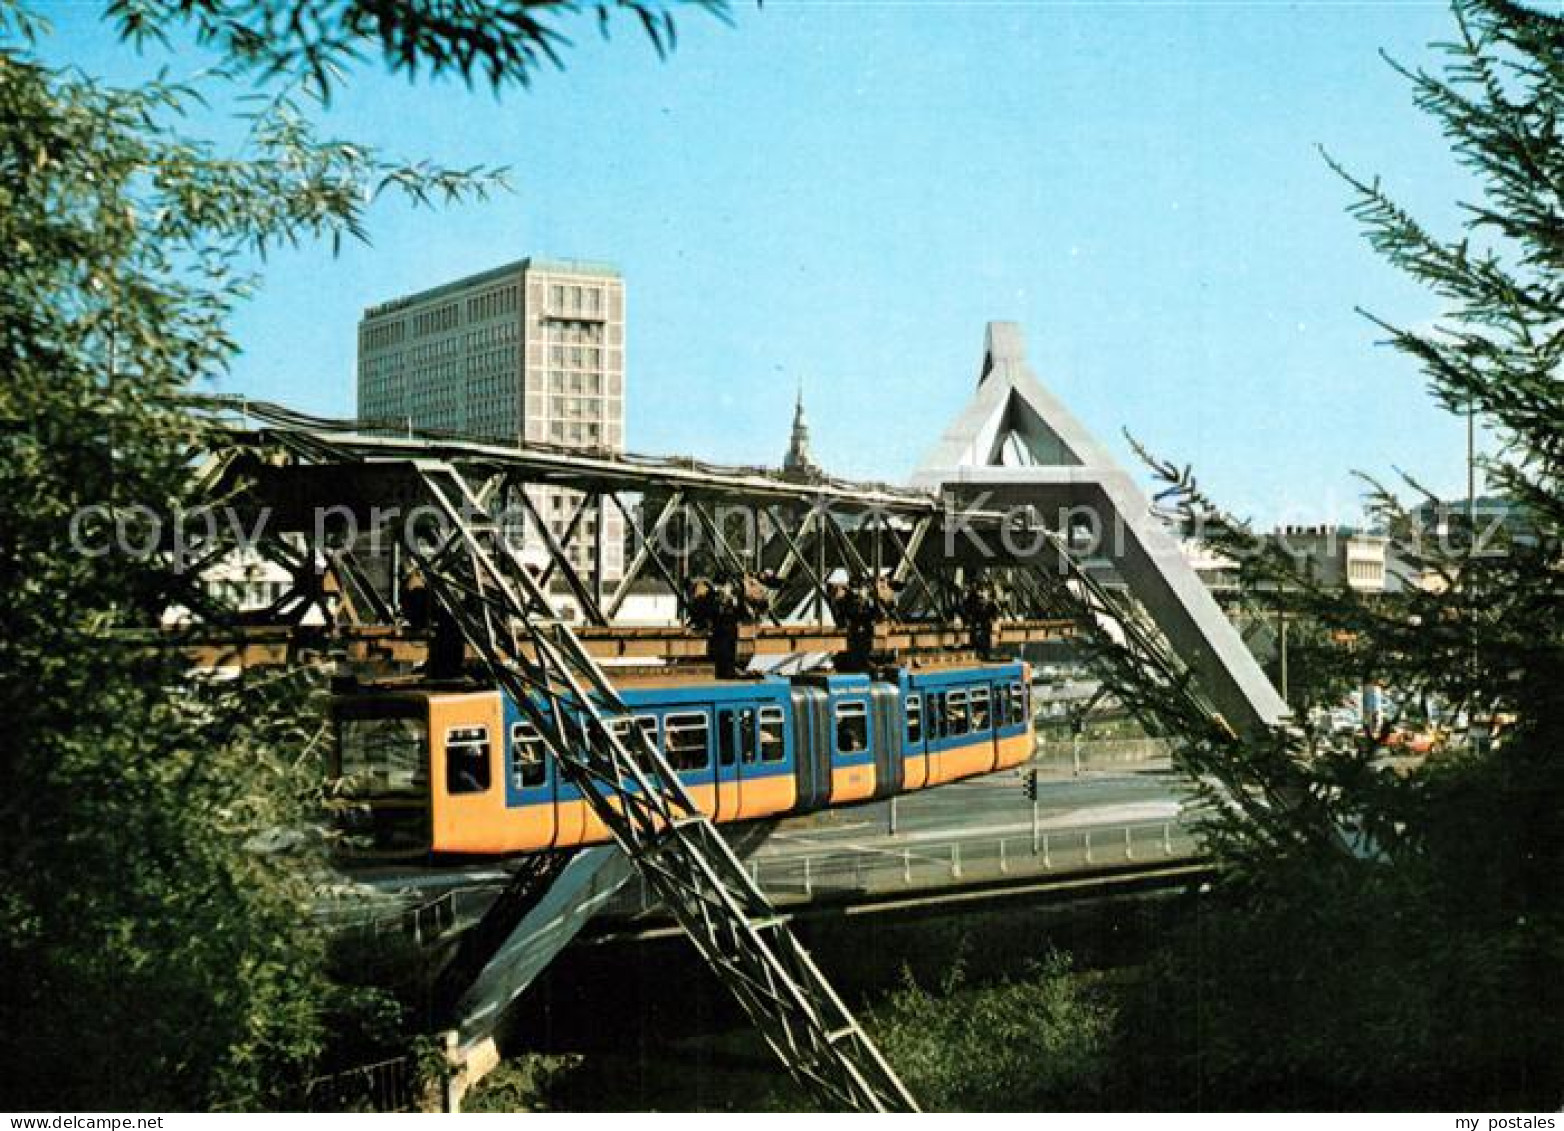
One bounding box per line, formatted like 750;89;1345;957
356;257;626;592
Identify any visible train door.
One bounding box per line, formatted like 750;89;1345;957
831;694;876;803
903;689;929;790
502;696;558;850
970;681;999;773
744;701;797;817
993;673;1033;768
714;704;755;820
925;688;949;784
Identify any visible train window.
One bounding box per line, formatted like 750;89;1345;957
718;708;737;766
972;686;992;732
758;706;786;763
928;692;946;739
947;690;970;737
906;693;923;744
338;714;427;796
1010;680;1027;725
609;714;659;755
446;725;491;795
663;712;710;771
510;721;546;789
835;699;869;754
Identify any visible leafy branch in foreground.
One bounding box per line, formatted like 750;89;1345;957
1076;1;1563;1107
105;0;735;98
0;21;506;1108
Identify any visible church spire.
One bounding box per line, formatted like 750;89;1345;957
783;380;821;479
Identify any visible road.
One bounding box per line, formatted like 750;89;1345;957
754;760;1191;863
326;753;1203;1048
591;757;1204;919
328;751;1199;931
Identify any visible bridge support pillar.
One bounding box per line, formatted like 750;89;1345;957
440;1032;499;1114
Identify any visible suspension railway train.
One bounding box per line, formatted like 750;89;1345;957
334;659;1032;857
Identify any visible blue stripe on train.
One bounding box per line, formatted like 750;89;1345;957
500;679;796;808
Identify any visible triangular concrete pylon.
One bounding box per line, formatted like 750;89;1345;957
914;322;1288;736
917;321;1097;471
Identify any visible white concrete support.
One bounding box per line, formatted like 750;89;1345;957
913;322;1288;737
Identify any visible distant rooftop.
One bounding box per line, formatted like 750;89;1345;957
1415;494;1517;513
363;256;620;319
1276;523;1385;540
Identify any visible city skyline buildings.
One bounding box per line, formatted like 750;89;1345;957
357;256;625;448
42;4;1488;526
357;257;627;585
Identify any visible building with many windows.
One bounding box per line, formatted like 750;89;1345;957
1275;525;1389;593
356;257;626;591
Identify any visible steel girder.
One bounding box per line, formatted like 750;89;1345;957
191;401;1224;738
180;398;1256;1108
405;461;919;1112
189;399;1222;734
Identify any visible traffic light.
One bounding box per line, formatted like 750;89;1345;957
1023;768;1038;802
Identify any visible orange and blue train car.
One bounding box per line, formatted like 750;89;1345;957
332;659;1032;858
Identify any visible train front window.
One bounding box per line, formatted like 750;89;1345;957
972;687;992;732
758;706;786;763
947;690;970;737
664;712;710;771
446;725;491;795
510;721;546;789
835;700;869;754
906;693;923;744
1010;680;1027;725
338;713;427;796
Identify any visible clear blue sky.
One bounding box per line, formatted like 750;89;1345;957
39;1;1480;523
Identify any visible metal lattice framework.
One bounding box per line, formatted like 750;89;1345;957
407;461;918;1111
187;404;1084;670
180;398;1253;1111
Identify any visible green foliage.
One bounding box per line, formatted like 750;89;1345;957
1116;837;1564;1109
0;0;738;1107
0;3;513;1108
1092;0;1564;1108
103;0;733;99
461;1052;586;1113
869;951;1114;1112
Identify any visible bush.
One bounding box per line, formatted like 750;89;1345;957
870;949;1114;1111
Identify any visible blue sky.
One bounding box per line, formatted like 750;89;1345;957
38;1;1480;523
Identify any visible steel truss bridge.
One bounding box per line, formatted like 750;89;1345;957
171;324;1280;1112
